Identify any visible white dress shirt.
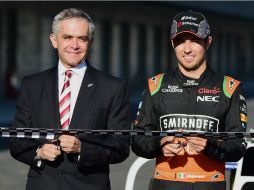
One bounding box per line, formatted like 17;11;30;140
58;60;87;126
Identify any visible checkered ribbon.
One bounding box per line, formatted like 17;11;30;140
0;126;253;140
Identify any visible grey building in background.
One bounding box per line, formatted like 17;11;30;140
0;1;254;109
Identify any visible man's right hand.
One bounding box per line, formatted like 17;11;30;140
37;144;61;161
160;136;185;157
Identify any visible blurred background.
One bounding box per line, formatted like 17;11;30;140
0;1;254;190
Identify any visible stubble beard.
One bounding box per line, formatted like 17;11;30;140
178;53;206;72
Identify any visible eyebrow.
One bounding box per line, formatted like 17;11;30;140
62;34;89;39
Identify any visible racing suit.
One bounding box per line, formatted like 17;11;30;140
132;67;247;190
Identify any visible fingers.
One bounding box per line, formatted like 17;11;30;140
162;143;185;157
161;136;208;157
161;136;185;157
186;137;207;153
38;144;61;161
37;135;81;162
160;136;175;146
186;137;207;147
59;135;81;153
187;143;204;153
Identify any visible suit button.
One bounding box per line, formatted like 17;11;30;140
58;170;63;176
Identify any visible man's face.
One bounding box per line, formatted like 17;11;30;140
50;18;91;68
172;33;212;72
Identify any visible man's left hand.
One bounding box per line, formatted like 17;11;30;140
59;135;81;153
185;137;207;154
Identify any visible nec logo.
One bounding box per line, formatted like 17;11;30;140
197;96;219;102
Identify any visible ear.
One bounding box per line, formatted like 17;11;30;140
205;36;212;51
49;34;58;49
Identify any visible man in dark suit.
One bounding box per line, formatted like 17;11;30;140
9;8;130;190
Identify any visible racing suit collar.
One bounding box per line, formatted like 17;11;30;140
175;67;213;88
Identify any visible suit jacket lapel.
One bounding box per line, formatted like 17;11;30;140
70;66;97;129
45;67;61;129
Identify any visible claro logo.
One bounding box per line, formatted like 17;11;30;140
198;87;220;95
197;96;219;102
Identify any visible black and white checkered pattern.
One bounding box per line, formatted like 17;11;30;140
0;127;253;140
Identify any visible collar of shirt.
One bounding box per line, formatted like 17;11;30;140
58;60;87;78
58;60;87;98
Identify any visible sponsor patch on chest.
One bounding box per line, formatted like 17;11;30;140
161;85;183;93
197;95;220;102
160;114;219;131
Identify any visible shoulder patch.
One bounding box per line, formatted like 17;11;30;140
148;73;164;96
223;76;241;98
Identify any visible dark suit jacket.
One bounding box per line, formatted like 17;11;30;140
9;65;131;190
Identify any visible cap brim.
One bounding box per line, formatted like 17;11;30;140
171;31;204;40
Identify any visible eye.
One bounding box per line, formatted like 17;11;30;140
63;35;72;40
191;39;204;46
191;39;200;43
173;38;185;47
175;38;185;44
80;37;89;42
191;40;200;44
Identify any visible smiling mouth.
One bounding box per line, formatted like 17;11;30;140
67;52;80;54
66;52;83;57
184;55;194;58
183;55;195;61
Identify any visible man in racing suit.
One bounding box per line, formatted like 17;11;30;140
132;10;247;190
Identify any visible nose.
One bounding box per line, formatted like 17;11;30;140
183;40;191;54
71;38;80;49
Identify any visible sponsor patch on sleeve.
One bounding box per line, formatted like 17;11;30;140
223;76;240;98
133;90;146;127
148;73;164;96
240;114;247;123
239;94;247;129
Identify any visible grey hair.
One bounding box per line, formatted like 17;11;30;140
52;8;95;41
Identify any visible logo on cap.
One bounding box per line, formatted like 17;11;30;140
170;10;210;40
181;16;198;21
